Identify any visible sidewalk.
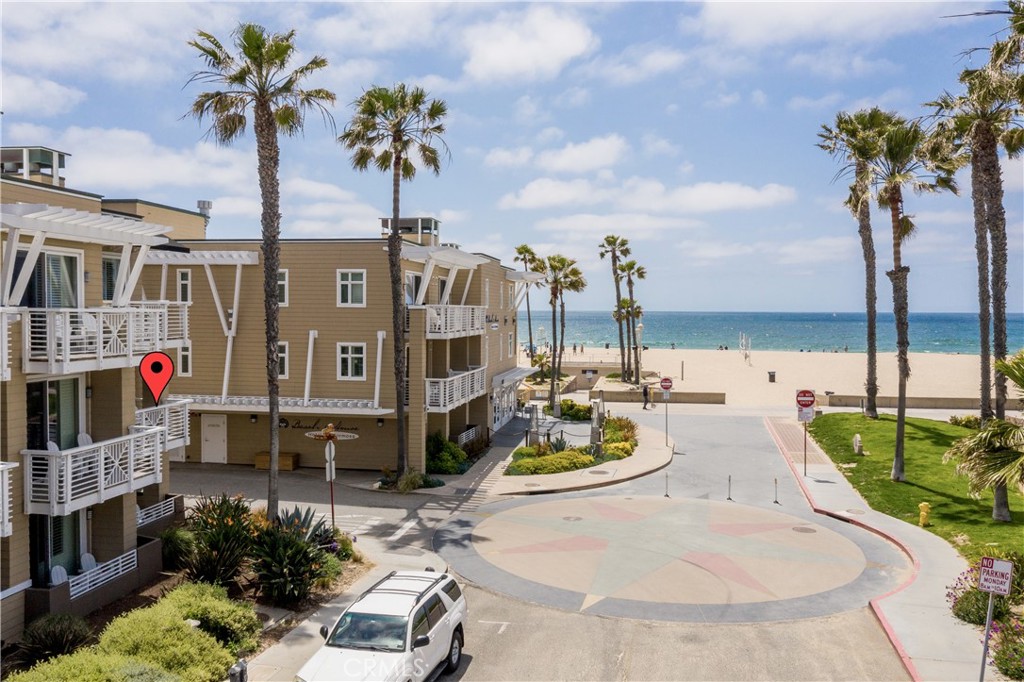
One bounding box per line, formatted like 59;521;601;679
764;417;989;682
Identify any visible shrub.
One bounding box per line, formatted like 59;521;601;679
420;476;446;488
948;414;982;429
159;527;195;571
990;549;1024;604
397;469;424;493
186;494;253;587
947;564;1011;625
542;399;592;421
550;436;569;453
426;432;468;474
512;446;538;460
333;530;356;561
602;442;634;459
7;650;178;682
505;451;595;475
278;505;333;549
315;553;344;590
98;605;233;682
604;416;638;445
159;582;260;657
991;618;1024;680
252;524;325;607
14;613;92;668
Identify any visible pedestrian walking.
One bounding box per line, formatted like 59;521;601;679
642;383;650;410
572;343;577;354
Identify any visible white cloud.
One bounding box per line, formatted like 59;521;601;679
912;210;975;226
677;161;696;175
1001;155;1023;192
310;3;450;53
514;95;548;125
705;91;741;109
641;134;679;158
676;239;758;262
556;86;590;108
461;6;598;83
0;73;87;117
750;90;768;108
536;213;702;240
665;103;679;115
847;87;911;113
438;209;469;224
776;236;858;264
484;146;534;168
498;178;599;210
787;92;844;111
287;198;382;237
283;177;361;202
789;50;895;80
583;44;687;85
535;127;565;144
616;179;797;214
682;2;966;50
210;196;261;219
535;134;630;173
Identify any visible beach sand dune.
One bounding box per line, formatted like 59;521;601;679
543;347;999;409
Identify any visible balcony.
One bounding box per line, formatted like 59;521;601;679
22;302;189;374
426;366;487;412
22;427;164;517
1;461;18;537
0;309;11;381
416;305;486;339
133;399;191;451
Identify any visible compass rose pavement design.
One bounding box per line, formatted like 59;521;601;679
435;495;910;623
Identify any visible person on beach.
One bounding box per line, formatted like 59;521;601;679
572;343;577;354
642;383;650;410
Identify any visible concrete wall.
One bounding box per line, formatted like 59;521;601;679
91;495;134;563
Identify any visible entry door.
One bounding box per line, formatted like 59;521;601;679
201;414;227;464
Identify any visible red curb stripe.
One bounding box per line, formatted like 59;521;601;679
762;417;922;682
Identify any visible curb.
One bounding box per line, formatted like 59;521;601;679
763;417;923;682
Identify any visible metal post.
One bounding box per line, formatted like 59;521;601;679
664;470;669;498
664;397;669;447
774;478;779;504
980;592;995;682
727;475;733;501
803;422;808;477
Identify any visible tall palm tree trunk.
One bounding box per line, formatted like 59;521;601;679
549;292;558;411
887;192;910;483
558;293;567;383
612;256;626;379
627;280;640;385
970;145;993;423
390;153;408;476
855;160;879;419
524;276;534;359
254;102;283;519
622;304;633;382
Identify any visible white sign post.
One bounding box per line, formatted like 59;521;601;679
305;426;359;530
796;390;816;476
979;557;1014;682
660;377;673;447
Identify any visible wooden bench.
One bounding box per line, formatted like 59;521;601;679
255;452;300;471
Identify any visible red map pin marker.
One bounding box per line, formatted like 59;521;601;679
140;352;174;405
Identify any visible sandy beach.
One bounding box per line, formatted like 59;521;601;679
533;346;1004;410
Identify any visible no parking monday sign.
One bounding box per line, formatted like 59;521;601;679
978;557;1014;595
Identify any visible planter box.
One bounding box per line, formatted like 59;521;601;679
255;452;299;471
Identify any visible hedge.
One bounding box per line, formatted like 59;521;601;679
505;450;595;475
601;442;634;459
7;650;180;682
158;582;260;656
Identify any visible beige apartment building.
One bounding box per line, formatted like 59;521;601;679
0;146;196;644
144;217;540;473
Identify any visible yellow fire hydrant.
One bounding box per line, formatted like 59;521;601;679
918;502;931;527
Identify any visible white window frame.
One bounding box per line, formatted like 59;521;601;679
177;269;191;304
508;283;514;309
336;342;367;381
508;333;514;358
278;341;289;380
178;344;192;377
337;269;366;307
500;282;504;309
17;246;84;308
278;269;289;307
404;271;423;305
484;279;490;308
101;255;120;303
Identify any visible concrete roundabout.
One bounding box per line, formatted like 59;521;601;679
434;493;911;623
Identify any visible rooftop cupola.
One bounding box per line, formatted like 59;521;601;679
380;216;441;246
1;146;69;187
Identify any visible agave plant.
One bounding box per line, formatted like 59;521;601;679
277;505;333;548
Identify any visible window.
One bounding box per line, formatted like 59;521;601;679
337;270;365;307
177;269;191;303
278;269;289;307
499;331;503;360
411;606;429;640
438;277;448;304
15;250;81;308
508;333;514;358
484;279;490;308
404;272;422;305
102;256;119;302
337;343;366;380
424;593;447;629
178;345;192;377
442;580;462;602
509;283;515;309
484;337;489;367
278;342;289;379
500;282;504;309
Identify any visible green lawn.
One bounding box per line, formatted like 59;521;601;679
809;413;1024;562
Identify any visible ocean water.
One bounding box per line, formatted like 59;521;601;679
517;311;1024;355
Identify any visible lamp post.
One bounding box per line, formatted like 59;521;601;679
636;321;644;385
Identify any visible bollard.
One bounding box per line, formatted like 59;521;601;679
852;434;863;455
918;502;931;527
773;478;779;505
727;475;733;501
228;659;248;682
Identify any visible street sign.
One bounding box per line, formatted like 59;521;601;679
798;406;815;422
796;389;816;408
662;390;671;401
332;432;359;441
660;377;673;390
979;557;1014;595
325;441;336;482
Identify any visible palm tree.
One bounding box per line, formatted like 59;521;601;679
944;350;1024;521
532;352;551;382
599;235;631;381
543;254;572;411
817;108;902;419
557;262;586;385
339;84;448;477
514;244;541;359
187;23;334;519
619;260;646;385
988;1;1024;69
614;301;632;382
864;119;958;481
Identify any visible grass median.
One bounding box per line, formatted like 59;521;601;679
809;412;1024;562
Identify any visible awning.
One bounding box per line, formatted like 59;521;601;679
491;366;538;389
2;203;170;246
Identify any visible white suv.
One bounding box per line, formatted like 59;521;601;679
296;570;467;682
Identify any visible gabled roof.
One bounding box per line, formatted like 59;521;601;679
1;203;170;246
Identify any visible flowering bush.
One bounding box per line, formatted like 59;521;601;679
947;564;1010;625
991;618;1024;680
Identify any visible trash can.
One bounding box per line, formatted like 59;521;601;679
768;371;776;383
605;342;610;349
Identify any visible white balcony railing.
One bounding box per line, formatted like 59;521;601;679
22;302;188;374
69;549;137;599
22;427;164;517
421;305;486;339
0;462;18;538
426;366;488;412
134;399;191;451
0;309;12;381
137;497;176;527
456;425;482;447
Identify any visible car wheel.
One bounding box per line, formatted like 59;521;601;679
445;629;463;673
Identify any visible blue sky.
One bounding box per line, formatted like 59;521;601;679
2;1;1021;313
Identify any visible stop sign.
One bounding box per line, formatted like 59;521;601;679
796;390;816;408
660;377;673;390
